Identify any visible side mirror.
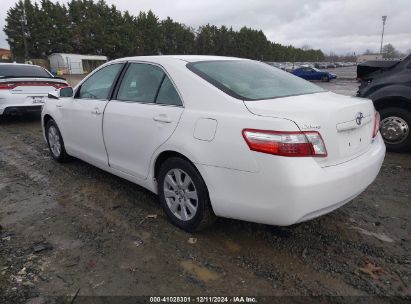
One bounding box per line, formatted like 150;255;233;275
48;91;59;99
48;87;74;99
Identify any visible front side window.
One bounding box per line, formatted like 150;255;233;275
77;63;123;100
187;60;325;101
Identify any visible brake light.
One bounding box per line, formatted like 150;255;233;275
242;129;327;157
0;82;67;89
372;111;380;138
0;82;17;89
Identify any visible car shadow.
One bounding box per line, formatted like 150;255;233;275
0;113;42;125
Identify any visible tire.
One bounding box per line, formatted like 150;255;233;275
379;107;411;152
46;119;71;162
321;75;329;82
158;157;216;232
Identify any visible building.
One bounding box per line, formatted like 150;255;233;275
0;48;12;60
48;53;108;75
356;54;383;63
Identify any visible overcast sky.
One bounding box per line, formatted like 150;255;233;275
1;0;410;55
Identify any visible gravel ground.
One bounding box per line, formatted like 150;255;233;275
0;78;410;303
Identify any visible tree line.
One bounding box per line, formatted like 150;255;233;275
4;0;325;62
362;44;409;59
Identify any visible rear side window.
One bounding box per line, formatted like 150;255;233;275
117;63;164;103
156;76;182;106
187;60;325;100
116;63;182;106
0;65;51;78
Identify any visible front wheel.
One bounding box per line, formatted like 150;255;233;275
46;119;71;162
158;157;216;232
379;107;411;152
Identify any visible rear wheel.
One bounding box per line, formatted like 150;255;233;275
158;157;216;232
379;107;411;152
46;120;71;162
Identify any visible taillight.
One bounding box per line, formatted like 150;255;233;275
0;82;67;89
372;111;380;138
242;129;327;157
0;82;17;90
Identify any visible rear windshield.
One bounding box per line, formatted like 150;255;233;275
187;60;325;100
0;65;51;78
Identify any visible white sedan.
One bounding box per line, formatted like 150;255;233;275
42;56;385;231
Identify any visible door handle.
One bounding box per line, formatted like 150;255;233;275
56;104;63;108
92;108;102;115
153;115;173;123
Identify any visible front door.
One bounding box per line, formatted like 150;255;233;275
103;62;184;180
61;63;124;166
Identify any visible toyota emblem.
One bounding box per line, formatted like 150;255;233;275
355;112;364;125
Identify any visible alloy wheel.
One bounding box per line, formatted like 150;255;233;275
163;168;198;221
48;125;61;157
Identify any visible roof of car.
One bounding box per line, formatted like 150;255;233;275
0;62;42;68
113;55;245;63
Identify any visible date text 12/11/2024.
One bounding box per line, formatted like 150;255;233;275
149;296;258;303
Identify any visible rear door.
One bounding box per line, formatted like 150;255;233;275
60;63;124;166
103;62;184;180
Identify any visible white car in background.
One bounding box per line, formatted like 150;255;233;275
41;56;385;232
0;63;68;117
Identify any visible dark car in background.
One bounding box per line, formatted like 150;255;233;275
293;67;337;82
357;54;411;152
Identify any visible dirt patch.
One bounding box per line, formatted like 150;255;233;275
0;113;410;303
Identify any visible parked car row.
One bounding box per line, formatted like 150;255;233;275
266;61;356;72
267;61;357;82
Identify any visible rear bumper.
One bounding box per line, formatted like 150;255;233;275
198;134;386;226
0;92;48;115
0;105;42;115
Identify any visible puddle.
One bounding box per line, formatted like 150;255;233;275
180;261;220;282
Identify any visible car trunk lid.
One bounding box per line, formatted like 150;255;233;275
243;91;376;167
356;60;400;80
0;77;67;95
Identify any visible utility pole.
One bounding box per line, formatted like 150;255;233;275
380;16;387;54
20;1;29;62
